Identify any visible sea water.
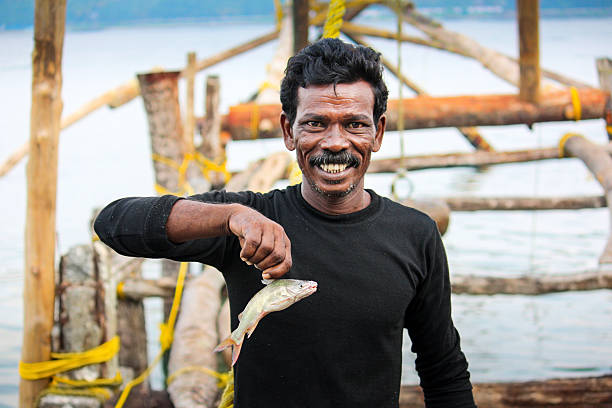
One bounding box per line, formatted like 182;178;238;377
0;15;611;406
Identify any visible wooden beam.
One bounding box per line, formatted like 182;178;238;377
518;0;541;103
562;134;612;264
368;143;612;173
451;269;612;295
223;88;610;140
442;195;606;211
400;375;612;408
20;0;66;405
293;0;310;53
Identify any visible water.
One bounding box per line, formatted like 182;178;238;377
1;16;612;406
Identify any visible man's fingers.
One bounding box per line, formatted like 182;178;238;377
246;227;277;266
239;227;262;264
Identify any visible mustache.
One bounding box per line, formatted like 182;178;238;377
308;151;360;168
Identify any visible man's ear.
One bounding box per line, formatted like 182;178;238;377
372;114;386;152
280;112;295;151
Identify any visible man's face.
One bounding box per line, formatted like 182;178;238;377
281;80;385;201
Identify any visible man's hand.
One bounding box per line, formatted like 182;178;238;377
227;205;292;279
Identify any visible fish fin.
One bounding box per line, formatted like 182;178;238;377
238;312;243;321
261;278;275;285
215;336;244;366
231;341;243;366
246;312;268;338
214;336;236;353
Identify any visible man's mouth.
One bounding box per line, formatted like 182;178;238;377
309;151;360;175
319;163;349;174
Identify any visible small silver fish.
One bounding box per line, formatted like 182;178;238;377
214;278;318;366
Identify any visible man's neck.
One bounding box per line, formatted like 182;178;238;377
300;183;371;215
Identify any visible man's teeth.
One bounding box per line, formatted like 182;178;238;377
319;163;348;173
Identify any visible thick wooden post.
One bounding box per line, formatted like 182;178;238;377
517;0;540;103
137;71;184;320
199;75;222;162
293;0;310;53
20;0;66;406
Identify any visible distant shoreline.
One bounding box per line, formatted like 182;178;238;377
1;7;612;32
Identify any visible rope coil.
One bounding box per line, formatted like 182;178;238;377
570;86;582;121
322;0;346;39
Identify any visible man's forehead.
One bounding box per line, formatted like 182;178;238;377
296;81;375;113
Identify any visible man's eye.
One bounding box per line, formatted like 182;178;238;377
347;122;365;129
306;121;323;127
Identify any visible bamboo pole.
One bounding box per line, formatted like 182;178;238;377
198;75;223;176
442;195;606;211
20;0;66;406
183;52;196;152
400;375;612;408
345;32;494;151
223;88;610;140
368;143;612;173
0;30;280;179
517;0;541;103
562;134;612;264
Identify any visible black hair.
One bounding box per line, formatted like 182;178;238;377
280;38;388;127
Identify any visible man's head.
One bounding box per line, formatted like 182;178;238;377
280;38;388;128
279;39;389;212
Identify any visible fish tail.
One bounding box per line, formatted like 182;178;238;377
231;341;243;366
214;336;243;367
214;336;236;353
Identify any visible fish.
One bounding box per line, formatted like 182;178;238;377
214;278;318;366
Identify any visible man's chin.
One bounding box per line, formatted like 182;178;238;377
309;180;356;198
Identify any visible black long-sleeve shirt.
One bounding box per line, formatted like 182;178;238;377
95;185;475;407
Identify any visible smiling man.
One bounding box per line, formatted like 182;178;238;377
95;38;476;407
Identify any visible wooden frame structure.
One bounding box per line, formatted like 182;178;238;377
17;1;612;407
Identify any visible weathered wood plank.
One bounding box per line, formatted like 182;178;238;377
20;0;67;405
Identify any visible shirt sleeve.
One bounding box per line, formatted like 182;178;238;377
93;191;256;270
404;222;476;408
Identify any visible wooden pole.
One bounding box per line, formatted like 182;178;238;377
517;0;541;103
20;0;66;406
451;269;612;295
293;0;310;53
400;375;612;408
596;57;612;140
183;52;196;153
443;195;606;211
368;142;612;173
223;88;610;140
562;135;612;264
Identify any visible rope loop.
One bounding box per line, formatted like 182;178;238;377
570;86;582;121
558;132;583;158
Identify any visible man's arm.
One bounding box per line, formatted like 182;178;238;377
167;199;291;278
94;194;291;279
405;222;476;408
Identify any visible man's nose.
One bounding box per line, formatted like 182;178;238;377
320;123;350;152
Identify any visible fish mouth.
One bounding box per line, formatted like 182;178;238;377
309;151;360;175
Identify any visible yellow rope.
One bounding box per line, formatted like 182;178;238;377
19;336;120;381
570;86;582;121
558;132;583;158
152;151;231;196
166;365;230;388
115;261;189;408
288;161;303;185
218;369;234;408
323;0;346;39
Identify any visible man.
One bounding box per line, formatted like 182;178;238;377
95;38;476;407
